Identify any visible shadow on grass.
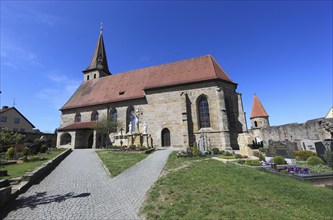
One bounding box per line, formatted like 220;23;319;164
0;191;90;218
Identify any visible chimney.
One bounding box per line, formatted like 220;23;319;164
2;106;9;109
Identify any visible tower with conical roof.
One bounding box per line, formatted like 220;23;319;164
82;23;111;81
250;94;269;129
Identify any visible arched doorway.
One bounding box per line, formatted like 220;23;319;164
161;128;171;147
60;133;71;145
88;134;93;148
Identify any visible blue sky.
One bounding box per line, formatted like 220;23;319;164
0;1;332;133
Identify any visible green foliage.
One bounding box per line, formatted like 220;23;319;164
235;154;243;159
307;164;332;173
28;156;46;162
294;150;316;161
237;160;246;164
224;151;233;156
307;156;324;166
259;147;265;153
22;148;30;156
272;156;286;165
129;144;136;151
192;146;202;157
0;128;25;152
40;144;48;153
322;147;333;169
253;151;262;158
6;147;15;160
219;155;235;159
211;148;220;155
245;160;261;166
259;154;265;162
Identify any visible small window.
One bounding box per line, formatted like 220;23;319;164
87;75;90;80
254;121;258;127
119;91;125;95
14;118;20;124
20;128;25;132
94;74;96;79
75;113;81;122
91;111;99;121
1;116;7;122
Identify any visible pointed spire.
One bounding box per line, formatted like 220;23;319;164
250;94;269;119
83;24;111;75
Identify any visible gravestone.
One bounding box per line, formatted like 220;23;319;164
265;141;296;159
314;140;333;161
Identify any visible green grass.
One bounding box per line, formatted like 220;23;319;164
97;150;149;176
141;152;333;220
0;148;67;180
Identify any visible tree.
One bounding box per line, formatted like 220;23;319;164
93;117;122;148
0;128;14;152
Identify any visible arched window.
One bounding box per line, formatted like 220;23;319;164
110;108;117;132
87;75;90;80
254;121;258;127
74;113;81;122
60;133;72;145
91;111;99;121
126;106;135;133
197;96;211;128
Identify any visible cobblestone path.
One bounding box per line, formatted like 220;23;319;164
1;148;175;220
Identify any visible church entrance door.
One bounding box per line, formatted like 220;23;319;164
161;128;171;147
88;134;93;148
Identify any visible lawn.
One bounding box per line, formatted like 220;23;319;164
141;152;333;220
0;148;67;180
97;150;149;176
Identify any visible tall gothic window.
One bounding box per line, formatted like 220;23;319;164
126;106;135;133
110;108;117;132
91;111;99;121
74;113;81;122
198;96;211;128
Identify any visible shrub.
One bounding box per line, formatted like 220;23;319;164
237;160;246;164
219;155;235;159
211;148;220;155
245;160;261;166
307;164;332;173
6;147;15;160
28;156;46;162
129;145;136;151
235;154;242;159
322;147;333;169
272;156;286;165
22;148;30;156
224;151;233;156
307;156;324;166
259;154;265;162
259;147;265;153
40;144;48;153
192;147;202;157
294;150;316;161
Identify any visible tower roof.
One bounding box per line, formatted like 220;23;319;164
83;27;111;75
250;94;269;119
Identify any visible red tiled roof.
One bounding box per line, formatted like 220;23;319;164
61;55;234;110
58;121;97;131
250;95;269;119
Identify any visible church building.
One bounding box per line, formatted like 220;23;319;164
56;28;248;149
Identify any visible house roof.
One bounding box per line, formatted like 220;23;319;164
0;107;36;128
61;55;234;110
58;121;97;131
250;95;269;119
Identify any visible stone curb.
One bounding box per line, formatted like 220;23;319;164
0;148;72;208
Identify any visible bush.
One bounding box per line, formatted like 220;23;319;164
6;147;15;160
322;147;333;169
237;160;246;164
224;151;233;156
40;144;48;153
307;156;324;166
253;151;262;158
245;160;261;166
294;150;316;161
129;144;136;151
259;147;265;153
22;148;30;156
211;148;220;155
235;154;242;159
307;164;332;173
192;147;202;157
28;156;46;162
259;154;265;162
272;156;286;165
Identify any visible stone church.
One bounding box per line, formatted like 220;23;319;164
56;29;248;149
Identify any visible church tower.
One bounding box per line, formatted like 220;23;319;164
250;94;269;129
82;24;111;81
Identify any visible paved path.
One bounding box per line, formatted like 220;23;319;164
1;148;176;220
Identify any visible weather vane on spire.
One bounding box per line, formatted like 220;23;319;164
100;22;103;34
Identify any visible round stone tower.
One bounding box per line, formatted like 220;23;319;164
250;94;270;129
